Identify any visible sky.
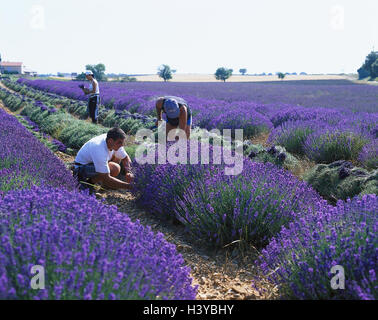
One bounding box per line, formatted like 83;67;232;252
1;0;377;75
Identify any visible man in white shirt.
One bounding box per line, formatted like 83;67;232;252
74;128;133;190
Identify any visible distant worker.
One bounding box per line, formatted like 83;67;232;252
155;96;192;140
79;70;100;124
73;127;133;191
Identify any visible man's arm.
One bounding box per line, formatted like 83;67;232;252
95;173;132;190
121;155;132;172
178;105;188;132
81;87;89;95
156;99;163;126
81;81;96;95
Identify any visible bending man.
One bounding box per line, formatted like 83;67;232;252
155;96;192;140
74;127;133;190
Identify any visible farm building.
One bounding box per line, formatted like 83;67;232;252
0;61;24;74
23;66;38;77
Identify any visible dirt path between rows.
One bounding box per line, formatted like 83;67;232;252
0;80;17;93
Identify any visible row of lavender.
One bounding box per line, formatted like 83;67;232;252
16;78;274;139
4;80;155;135
19;114;67;152
0;108;197;300
15;79;377;168
18;79;378;113
132;142;377;299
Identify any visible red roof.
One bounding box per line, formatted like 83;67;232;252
0;62;23;67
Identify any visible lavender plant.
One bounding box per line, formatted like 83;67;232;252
358;140;378;170
304;128;370;164
0;186;197;300
254;194;378;300
0;109;77;192
174;160;325;247
132;142;325;247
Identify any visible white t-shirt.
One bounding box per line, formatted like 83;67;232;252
88;79;100;96
75;134;128;174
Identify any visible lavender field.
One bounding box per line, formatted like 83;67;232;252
16;78;378;167
18;78;378;112
1;77;377;300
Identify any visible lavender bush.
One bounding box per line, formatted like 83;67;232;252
255;194;378;300
133;142;325;247
0;186;197;300
358;140;378;170
0;108;77;192
17;115;67;153
268;120;316;155
174;160;325;247
304;128;370;164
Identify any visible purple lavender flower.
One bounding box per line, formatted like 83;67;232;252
0;186;197;300
132;141;325;247
0;108;77;192
254;194;378;300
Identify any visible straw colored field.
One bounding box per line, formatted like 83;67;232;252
133;73;353;82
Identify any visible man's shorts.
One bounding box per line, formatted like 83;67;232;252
73;163;98;180
165;114;193;127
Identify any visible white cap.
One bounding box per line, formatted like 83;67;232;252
85;71;94;76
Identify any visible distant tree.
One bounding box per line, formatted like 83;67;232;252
371;59;378;79
215;67;233;82
363;51;378;74
75;63;107;81
75;73;86;81
300;72;307;75
277;72;286;80
158;65;173;82
357;51;378;79
357;67;370;80
239;68;247;75
85;63;107;81
172;69;177;74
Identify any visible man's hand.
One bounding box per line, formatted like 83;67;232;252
124;171;134;184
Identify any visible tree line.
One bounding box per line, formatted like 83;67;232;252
358;51;378;80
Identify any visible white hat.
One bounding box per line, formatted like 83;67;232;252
85;70;94;76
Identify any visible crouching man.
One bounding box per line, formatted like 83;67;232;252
74;127;133;190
